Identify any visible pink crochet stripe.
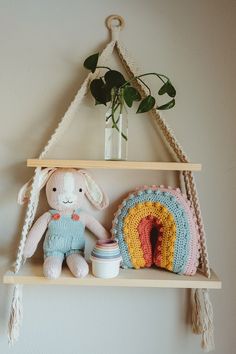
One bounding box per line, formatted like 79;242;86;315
158;187;199;275
138;185;199;275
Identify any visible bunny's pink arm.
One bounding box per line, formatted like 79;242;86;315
81;212;110;240
24;212;51;258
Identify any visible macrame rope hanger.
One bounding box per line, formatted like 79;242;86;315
8;15;214;352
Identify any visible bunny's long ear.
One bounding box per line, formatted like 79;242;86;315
79;170;109;210
18;168;57;205
18;178;33;205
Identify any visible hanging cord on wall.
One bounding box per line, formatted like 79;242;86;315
8;166;41;345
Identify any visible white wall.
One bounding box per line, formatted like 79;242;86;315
0;1;235;353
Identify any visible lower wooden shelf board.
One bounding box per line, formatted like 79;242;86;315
3;263;221;289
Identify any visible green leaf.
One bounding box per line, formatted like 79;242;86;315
158;81;176;98
90;78;110;105
83;53;99;73
104;70;126;89
157;99;175;110
123;86;141;107
158;82;168;95
136;95;155;113
167;83;176;98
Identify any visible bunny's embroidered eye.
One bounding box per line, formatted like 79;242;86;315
79;188;82;192
53;188;57;192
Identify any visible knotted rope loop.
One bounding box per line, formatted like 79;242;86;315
106;15;124;41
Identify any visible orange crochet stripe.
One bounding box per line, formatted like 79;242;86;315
123;202;177;270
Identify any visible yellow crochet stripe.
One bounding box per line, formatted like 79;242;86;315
123;202;177;269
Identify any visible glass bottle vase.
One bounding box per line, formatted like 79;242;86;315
104;104;128;161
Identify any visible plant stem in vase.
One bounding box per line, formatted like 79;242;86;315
104;89;128;161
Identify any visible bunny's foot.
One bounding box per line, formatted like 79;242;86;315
66;253;89;278
43;256;63;279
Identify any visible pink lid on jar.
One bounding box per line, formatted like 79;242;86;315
96;240;118;248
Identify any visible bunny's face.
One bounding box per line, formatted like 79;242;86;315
18;167;109;210
46;169;86;211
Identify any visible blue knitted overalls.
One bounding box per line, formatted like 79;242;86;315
43;209;85;259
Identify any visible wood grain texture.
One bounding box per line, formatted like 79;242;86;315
3;264;221;289
27;159;202;171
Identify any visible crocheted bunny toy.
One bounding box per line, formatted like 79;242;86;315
19;168;110;279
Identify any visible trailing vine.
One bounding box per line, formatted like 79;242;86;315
84;53;176;139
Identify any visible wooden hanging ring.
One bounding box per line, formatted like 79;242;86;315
106;15;125;31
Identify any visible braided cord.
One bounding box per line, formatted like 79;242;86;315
14;167;41;273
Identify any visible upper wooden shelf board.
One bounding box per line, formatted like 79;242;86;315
27;159;202;172
3;264;221;289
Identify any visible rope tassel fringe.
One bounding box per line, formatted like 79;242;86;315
192;288;214;352
8;284;23;346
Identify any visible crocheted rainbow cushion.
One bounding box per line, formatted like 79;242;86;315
112;186;200;275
